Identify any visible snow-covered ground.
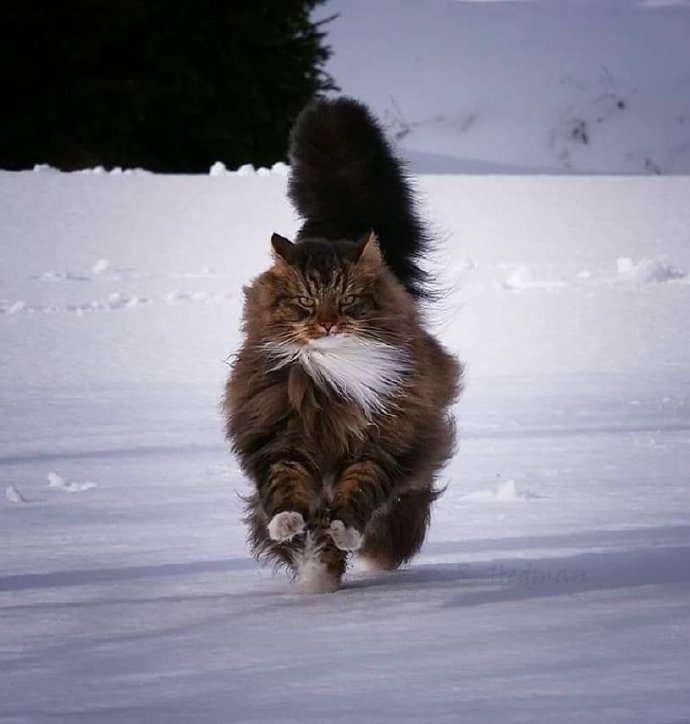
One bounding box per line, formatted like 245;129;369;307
320;0;690;174
1;168;689;722
4;2;688;719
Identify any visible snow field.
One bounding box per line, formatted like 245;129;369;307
1;170;689;722
320;0;690;174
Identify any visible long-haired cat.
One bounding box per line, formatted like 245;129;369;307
224;97;462;593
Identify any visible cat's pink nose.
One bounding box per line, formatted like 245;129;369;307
319;321;335;334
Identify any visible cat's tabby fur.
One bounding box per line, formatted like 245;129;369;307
224;97;462;593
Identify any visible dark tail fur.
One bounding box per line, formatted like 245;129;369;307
288;97;432;299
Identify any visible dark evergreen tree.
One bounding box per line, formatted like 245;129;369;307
0;1;337;172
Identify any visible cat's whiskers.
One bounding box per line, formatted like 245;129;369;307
268;328;309;348
351;326;408;346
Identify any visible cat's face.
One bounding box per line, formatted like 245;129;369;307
255;231;390;347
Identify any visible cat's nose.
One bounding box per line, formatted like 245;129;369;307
319;321;335;334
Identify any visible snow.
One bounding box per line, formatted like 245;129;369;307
319;0;690;174
3;2;689;717
91;258;111;275
5;485;29;504
47;471;97;493
1;168;689;722
616;255;687;283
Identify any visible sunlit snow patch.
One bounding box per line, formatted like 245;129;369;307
616;256;686;283
47;471;97;493
502;265;567;290
5;485;30;504
460;479;544;502
209;161;229;176
4;301;26;314
91;258;111;275
105;292;143;310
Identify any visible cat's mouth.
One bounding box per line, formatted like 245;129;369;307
306;334;353;351
309;324;341;340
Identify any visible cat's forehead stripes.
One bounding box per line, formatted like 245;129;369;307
287;242;356;297
302;268;350;296
304;272;320;296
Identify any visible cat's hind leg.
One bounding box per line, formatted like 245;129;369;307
356;486;436;571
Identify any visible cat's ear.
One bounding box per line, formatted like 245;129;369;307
353;229;383;269
271;233;297;265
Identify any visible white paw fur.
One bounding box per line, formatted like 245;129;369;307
295;530;340;594
297;558;340;594
328;519;363;551
267;511;305;542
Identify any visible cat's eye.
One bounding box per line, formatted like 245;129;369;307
297;296;315;308
341;294;357;306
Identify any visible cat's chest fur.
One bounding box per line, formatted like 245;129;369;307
267;335;410;420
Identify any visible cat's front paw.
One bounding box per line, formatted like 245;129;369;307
268;511;306;542
327;519;363;551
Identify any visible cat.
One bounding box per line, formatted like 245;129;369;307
223;97;462;593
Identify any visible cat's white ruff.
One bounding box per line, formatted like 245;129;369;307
266;334;409;416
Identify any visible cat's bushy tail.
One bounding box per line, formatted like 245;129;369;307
288;97;432;299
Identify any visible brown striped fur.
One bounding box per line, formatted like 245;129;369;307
224;97;462;592
224;233;462;590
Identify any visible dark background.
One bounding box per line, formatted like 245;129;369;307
0;0;336;172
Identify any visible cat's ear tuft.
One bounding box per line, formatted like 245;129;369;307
271;233;296;264
353;229;383;269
